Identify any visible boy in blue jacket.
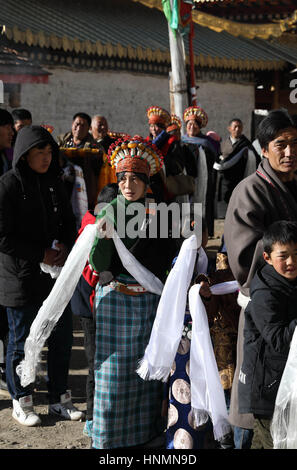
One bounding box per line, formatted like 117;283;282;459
238;220;297;449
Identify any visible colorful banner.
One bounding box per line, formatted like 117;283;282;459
162;0;193;34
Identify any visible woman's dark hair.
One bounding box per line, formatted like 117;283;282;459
116;171;149;185
34;141;53;150
150;122;165;129
22;141;53;158
257;108;296;151
263;220;297;255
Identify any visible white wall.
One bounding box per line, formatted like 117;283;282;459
18;67;254;141
19;68;171;139
196;81;255;140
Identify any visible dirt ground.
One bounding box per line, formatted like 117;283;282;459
0;220;224;452
0;326;90;450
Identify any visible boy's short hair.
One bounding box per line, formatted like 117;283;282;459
263;220;297;255
72;112;91;127
228;118;242;126
97;183;118;204
11;108;32;122
257;108;296;151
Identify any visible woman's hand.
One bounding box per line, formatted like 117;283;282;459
199;280;212;299
53;243;69;266
42;248;59;266
42;243;68;267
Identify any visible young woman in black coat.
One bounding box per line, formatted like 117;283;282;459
0;125;83;426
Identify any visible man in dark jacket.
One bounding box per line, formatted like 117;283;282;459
224;108;297;448
239;220;297;449
0;125;84;426
215;118;260;218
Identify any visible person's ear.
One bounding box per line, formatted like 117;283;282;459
263;251;273;265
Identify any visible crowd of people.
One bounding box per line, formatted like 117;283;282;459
0;102;296;450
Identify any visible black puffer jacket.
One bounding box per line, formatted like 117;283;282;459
238;263;297;417
0;126;76;307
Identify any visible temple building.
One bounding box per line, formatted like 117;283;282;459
0;0;296;139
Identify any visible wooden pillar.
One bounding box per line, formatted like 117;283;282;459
168;23;188;134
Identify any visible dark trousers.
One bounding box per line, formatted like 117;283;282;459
6;302;73;403
80;316;96;421
0;305;8;363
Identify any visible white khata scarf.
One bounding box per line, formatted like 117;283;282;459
17;223;99;387
136;234;238;441
188;283;235;440
271;326;297;449
17;223;164;387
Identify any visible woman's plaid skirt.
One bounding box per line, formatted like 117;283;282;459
92;276;164;449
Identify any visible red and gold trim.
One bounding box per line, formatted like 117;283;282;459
147;105;171;127
107;135;164;177
183;105;208;128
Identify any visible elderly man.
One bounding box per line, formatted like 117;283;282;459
215;118;260;218
90;115;115;153
224;108;297;448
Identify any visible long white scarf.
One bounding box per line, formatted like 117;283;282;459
189;283;236;440
112;230;164;295
271;325;297;449
17;223;164;387
17;223;99;387
137;235;201;380
137;234;238;440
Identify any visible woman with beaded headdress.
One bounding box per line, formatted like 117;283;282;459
181;106;218;237
146;106;196;203
166;114;197;191
89;135;178;449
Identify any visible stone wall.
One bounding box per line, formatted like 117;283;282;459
196;81;255;141
14;67;254;141
18;68;170;140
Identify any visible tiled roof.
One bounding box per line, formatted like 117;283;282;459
1;0;296;70
0;45;48;75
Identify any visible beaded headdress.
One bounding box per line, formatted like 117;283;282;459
183;106;208;128
107;135;164;177
167;114;182;133
147;106;171;128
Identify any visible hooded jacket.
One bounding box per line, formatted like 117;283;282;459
238;263;297;417
0;126;76;307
